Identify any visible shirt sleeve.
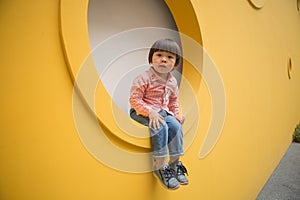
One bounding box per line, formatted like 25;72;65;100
129;75;152;117
168;85;184;123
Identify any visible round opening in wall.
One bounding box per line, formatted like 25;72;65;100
60;0;226;166
61;0;230;160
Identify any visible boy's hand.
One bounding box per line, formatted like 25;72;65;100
149;110;165;130
181;116;185;124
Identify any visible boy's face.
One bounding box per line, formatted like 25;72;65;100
151;51;176;75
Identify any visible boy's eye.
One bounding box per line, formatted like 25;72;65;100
168;55;174;59
156;53;162;57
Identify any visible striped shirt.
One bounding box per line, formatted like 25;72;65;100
129;67;183;123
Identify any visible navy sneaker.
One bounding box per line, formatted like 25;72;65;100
169;161;189;185
153;164;180;190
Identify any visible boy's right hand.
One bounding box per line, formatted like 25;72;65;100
149;110;165;130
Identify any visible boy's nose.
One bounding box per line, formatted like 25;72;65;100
161;57;167;62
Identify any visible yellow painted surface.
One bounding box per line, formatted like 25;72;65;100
0;0;299;200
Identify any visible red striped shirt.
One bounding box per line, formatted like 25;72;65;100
129;67;183;123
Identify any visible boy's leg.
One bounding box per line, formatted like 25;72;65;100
153;157;166;169
165;115;189;185
165;115;183;157
150;124;168;168
151;122;180;190
130;109;180;189
129;108;149;126
169;156;180;164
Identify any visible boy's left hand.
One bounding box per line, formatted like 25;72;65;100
149;110;165;130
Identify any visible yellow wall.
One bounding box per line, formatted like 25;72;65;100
0;0;300;199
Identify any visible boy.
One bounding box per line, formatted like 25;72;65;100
129;39;189;190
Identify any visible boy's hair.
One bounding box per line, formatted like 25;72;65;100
148;38;182;67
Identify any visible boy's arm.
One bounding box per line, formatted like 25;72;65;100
168;89;185;124
129;78;151;117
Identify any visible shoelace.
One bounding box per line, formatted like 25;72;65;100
177;164;189;176
161;166;176;180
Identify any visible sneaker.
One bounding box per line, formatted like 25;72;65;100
153;164;180;190
169;161;189;185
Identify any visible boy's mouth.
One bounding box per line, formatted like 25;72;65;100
158;64;167;68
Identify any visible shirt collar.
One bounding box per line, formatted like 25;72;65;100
149;66;173;83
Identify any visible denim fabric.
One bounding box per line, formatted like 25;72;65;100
130;108;183;158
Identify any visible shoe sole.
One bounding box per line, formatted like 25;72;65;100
153;172;180;190
180;181;189;185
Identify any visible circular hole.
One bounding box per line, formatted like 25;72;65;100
61;0;205;150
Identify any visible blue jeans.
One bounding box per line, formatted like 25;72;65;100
130;109;183;158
